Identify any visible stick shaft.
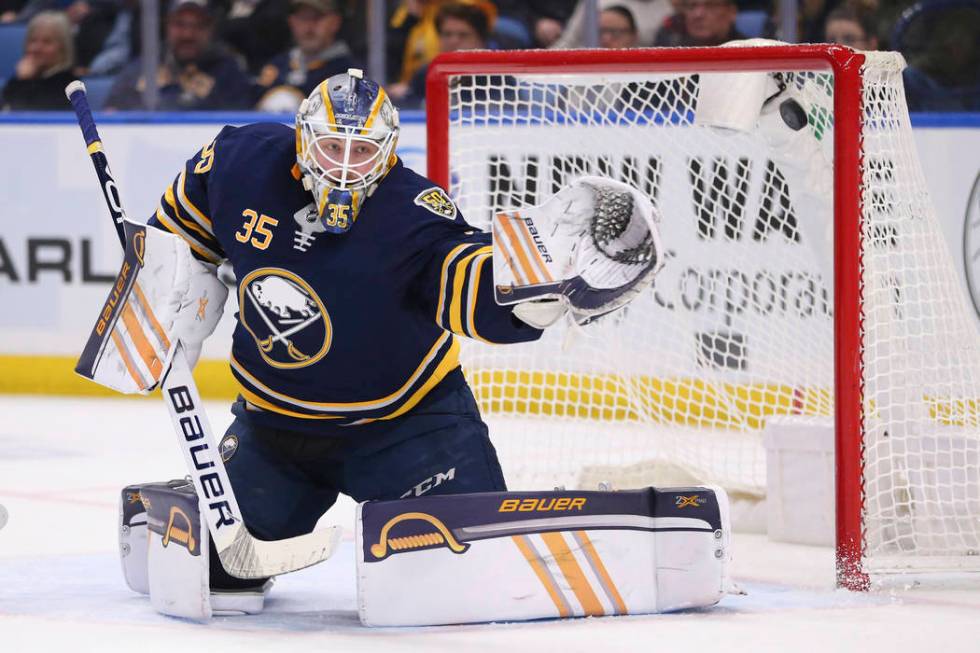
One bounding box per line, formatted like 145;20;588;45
65;80;340;577
65;81;127;247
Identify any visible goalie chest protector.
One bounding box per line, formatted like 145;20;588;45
148;123;539;430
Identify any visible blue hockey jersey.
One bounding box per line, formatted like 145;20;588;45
149;122;541;429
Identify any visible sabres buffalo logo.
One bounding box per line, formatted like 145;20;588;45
239;268;332;369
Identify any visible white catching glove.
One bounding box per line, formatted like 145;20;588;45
494;176;664;327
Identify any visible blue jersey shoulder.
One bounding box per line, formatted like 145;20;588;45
378;159;473;229
212;122;295;167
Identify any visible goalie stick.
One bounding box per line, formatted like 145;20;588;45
65;80;341;578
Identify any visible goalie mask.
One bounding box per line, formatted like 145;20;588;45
296;68;399;233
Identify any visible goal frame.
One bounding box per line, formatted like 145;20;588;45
425;45;868;590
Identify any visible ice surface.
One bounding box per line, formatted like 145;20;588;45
1;396;978;652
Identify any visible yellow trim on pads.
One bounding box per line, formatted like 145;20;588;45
87;141;103;155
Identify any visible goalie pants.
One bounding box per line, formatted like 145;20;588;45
211;371;506;590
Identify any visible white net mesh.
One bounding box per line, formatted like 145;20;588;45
437;48;980;574
858;56;980;571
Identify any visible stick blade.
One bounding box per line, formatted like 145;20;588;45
217;524;343;578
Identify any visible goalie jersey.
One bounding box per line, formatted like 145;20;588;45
149;122;541;428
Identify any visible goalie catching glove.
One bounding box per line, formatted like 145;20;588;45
493;176;664;328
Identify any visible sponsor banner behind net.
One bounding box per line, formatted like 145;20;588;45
0;119;975;379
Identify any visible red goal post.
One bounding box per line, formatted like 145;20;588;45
424;44;979;590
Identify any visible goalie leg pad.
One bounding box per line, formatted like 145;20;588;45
119;484;151;595
141;479;212;620
125;480;270;620
356;486;733;626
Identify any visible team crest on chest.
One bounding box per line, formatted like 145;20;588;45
414;187;457;220
239;268;332;368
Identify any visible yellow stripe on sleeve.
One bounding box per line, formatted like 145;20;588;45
154;208;223;264
449;246;492;335
465;252;494;344
165;183;212;241
177;170;213;230
436;243;471;326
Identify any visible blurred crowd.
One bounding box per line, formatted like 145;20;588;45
0;0;977;112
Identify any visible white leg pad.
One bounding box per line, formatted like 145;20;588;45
142;480;212;620
357;486;734;626
119;485;149;595
130;480;270;619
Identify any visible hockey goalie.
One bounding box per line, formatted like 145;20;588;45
75;69;737;624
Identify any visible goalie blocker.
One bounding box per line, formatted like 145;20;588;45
357;486;734;626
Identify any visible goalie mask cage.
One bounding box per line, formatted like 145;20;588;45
425;44;980;589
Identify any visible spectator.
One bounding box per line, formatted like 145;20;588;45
387;0;496;85
599;5;639;48
220;0;291;74
103;0;251;110
388;0;492;108
899;2;980;112
553;0;671;48
6;0;118;71
0;0;27;23
254;0;355;111
1;11;74;110
653;0;744;46
494;0;574;48
84;0;168;76
86;0;136;76
70;0;119;71
823;5;878;49
652;0;685;45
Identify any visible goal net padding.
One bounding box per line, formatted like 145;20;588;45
425;44;980;586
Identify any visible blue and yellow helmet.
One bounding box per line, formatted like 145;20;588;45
296;69;400;233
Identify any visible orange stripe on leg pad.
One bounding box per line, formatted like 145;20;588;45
511;535;571;618
540;531;605;616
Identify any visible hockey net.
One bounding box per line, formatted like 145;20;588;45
425;44;980;586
